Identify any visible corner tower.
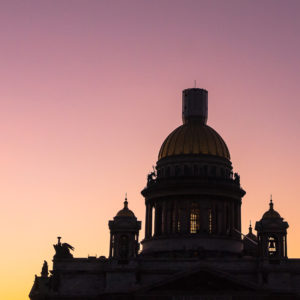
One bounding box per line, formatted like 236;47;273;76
255;198;289;261
141;88;245;256
109;196;141;261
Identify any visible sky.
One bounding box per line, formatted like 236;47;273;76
0;1;300;299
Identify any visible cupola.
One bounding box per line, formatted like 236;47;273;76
109;196;141;261
255;197;289;261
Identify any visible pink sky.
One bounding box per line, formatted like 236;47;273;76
0;1;300;299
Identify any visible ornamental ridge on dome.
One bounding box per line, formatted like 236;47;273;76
116;194;135;217
158;88;230;161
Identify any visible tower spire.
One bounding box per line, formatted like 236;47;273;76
124;193;128;209
249;221;252;234
269;195;274;210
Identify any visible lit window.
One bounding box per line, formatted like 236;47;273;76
190;208;200;233
209;209;212;234
268;236;277;257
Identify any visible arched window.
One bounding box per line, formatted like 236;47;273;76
184;165;190;176
268;236;278;257
175;166;181;177
194;165;199;176
166;167;170;177
211;166;216;177
220;168;225;178
151;206;155;237
190;208;200;234
226;206;230;234
119;235;129;259
203;165;208;176
209;209;212;234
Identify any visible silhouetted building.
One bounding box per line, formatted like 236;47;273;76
30;88;300;300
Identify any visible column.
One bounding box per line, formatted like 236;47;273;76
145;204;149;238
149;204;153;237
109;233;113;258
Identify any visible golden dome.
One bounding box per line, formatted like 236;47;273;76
158;121;230;160
116;199;135;217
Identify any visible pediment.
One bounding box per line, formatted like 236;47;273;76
135;264;260;296
148;270;252;293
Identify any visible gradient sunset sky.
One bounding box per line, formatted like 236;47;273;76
1;1;300;299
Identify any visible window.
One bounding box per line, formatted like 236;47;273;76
211;166;216;177
175;166;181;176
268;236;277;257
220;168;225;177
190;208;200;234
203;165;208;176
194;165;199;176
119;235;129;259
209;209;212;234
184;165;190;176
166;167;170;177
152;206;155;237
177;220;181;233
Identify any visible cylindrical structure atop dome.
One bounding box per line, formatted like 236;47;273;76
182;88;208;124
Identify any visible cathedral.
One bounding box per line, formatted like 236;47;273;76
30;88;300;299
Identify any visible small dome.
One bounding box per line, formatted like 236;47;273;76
245;223;257;241
116;198;135;217
158;121;230;160
262;199;281;219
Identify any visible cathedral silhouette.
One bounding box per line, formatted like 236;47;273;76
30;88;300;299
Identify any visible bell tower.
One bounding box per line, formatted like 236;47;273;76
255;198;289;261
109;196;141;261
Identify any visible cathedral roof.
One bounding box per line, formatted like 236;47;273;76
158;121;230;160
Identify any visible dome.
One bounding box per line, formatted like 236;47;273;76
262;199;281;219
245;223;257;241
116;208;135;217
116;198;135;217
158;122;230;160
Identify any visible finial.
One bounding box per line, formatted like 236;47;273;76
124;193;128;209
57;236;61;245
269;195;274;210
249;221;252;234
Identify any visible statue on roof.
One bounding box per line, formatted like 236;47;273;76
234;172;240;185
41;260;48;277
53;237;74;259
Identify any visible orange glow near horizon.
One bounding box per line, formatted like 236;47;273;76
0;1;300;299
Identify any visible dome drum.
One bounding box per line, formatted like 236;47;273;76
142;179;245;202
156;154;233;181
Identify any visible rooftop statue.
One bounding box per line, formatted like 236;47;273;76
53;237;74;259
41;260;48;278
